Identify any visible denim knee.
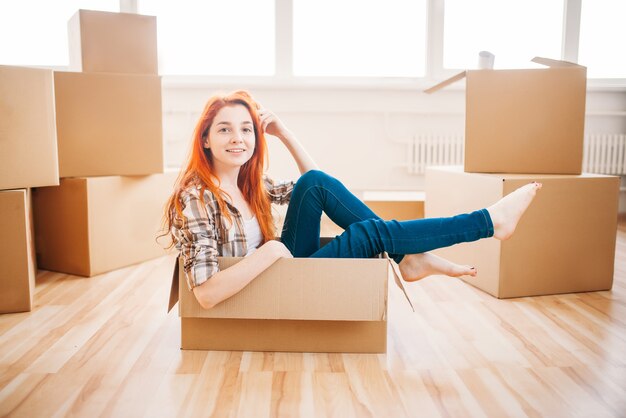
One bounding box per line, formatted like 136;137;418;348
295;169;330;188
342;219;385;255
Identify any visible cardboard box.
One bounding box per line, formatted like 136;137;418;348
0;65;59;190
425;58;586;174
54;71;163;177
425;166;619;298
68;9;158;74
1;190;37;313
168;254;392;353
363;191;425;220
32;173;176;277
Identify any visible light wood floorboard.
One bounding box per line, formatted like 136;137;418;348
1;220;625;417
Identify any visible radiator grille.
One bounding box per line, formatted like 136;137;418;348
408;134;626;175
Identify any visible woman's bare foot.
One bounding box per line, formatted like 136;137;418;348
487;182;542;241
398;252;477;282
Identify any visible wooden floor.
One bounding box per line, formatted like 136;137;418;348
1;222;626;417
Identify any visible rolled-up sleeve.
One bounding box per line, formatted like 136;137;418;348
264;177;295;205
173;191;220;290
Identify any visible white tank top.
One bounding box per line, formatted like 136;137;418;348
244;216;262;255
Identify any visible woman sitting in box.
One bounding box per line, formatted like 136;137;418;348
162;91;541;309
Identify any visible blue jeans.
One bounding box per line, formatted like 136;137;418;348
279;170;494;264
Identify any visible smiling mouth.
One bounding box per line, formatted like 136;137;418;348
226;149;246;153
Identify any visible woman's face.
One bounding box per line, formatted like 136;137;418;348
204;104;256;171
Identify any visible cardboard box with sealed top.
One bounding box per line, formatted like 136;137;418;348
1;189;37;314
168;250;398;353
68;9;158;74
54;71;164;178
425;166;619;298
32;173;176;277
425;58;587;174
0;65;59;190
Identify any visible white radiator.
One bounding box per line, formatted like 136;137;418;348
408;133;626;175
407;134;464;174
583;134;626;175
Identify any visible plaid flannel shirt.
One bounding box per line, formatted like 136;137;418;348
173;176;294;290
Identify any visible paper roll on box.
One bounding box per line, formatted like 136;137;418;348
478;51;495;69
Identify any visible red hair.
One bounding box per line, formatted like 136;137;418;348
162;90;274;248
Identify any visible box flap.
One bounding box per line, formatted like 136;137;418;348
387;258;415;312
425;57;585;95
531;57;584;68
424;71;467;94
168;256;179;313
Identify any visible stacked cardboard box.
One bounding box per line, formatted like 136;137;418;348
32;10;174;277
424;58;620;298
0;66;60;313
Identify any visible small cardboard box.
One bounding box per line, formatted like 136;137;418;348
68;9;158;74
54;71;163;178
363;191;425;220
168;254;393;353
1;190;37;314
425;166;619;298
0;65;59;190
32;173;176;277
425;58;586;174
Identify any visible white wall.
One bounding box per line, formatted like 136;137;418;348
162;83;626;211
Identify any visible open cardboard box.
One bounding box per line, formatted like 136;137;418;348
1;189;37;314
425;166;619;298
168;241;413;353
425;58;587;174
0;65;59;190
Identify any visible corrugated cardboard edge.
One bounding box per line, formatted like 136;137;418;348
25;189;37;310
67;10;83;71
169;255;414;314
424;71;467;94
387;258;415;312
530;57;585;68
168;257;179;313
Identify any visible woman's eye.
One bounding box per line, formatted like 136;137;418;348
243;128;253;133
218;128;230;133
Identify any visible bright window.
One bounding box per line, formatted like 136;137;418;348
579;0;626;78
443;0;563;69
293;0;427;77
0;0;118;66
138;0;275;76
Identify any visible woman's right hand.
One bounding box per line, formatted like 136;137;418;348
263;240;293;260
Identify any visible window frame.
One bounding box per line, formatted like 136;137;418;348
99;0;626;89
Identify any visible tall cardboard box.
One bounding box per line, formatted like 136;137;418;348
0;66;59;190
32;173;176;277
169;256;391;353
425;166;619;298
425;58;586;174
363;191;425;220
54;71;163;177
1;190;37;313
68;9;158;74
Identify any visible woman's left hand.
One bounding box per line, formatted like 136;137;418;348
258;109;291;140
